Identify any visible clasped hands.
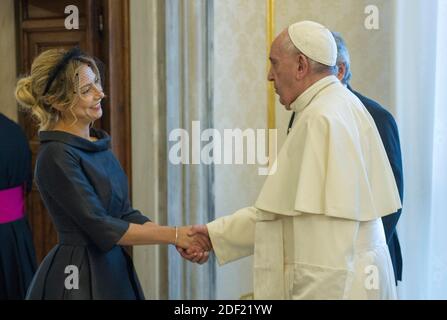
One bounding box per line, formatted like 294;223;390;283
174;225;211;264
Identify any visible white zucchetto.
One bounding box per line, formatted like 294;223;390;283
288;20;337;67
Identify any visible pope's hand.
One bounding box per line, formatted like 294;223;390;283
176;224;212;264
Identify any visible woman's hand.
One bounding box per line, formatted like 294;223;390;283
175;225;212;264
176;226;211;251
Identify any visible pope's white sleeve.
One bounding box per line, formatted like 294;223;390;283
207;206;257;265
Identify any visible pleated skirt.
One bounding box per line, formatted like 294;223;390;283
26;243;145;300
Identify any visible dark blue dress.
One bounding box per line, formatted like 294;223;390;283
26;129;150;299
0;113;37;299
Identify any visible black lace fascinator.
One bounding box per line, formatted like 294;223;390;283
42;46;84;96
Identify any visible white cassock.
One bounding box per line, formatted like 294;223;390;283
207;75;402;300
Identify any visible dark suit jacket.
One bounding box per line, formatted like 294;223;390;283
349;86;404;283
0;113;32;192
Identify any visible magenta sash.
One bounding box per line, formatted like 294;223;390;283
0;185;25;223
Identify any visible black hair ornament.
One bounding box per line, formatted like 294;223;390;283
42;46;84;96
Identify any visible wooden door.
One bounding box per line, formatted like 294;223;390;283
16;0;131;262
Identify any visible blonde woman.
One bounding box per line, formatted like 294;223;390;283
15;47;210;300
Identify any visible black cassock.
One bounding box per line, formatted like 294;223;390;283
349;87;404;283
0;113;37;299
26;129;150;300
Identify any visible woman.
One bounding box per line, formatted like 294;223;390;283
0;113;37;299
15;47;209;300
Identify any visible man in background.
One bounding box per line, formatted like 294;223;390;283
332;31;404;284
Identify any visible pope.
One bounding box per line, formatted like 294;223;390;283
180;20;401;300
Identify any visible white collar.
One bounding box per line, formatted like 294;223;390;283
290;75;339;113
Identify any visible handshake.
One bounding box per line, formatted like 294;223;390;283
174;224;211;264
